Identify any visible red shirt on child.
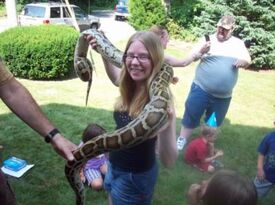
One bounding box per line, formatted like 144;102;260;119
184;136;210;171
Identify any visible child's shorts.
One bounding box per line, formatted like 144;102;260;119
254;177;274;197
84;168;102;186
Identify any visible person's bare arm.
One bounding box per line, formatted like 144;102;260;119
234;59;251;68
165;41;210;67
204;150;223;163
234;41;251;68
102;57;121;86
86;34;121;86
0;78;77;160
158;104;178;168
257;153;265;181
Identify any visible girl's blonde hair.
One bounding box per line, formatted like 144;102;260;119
201;124;219;138
114;31;164;117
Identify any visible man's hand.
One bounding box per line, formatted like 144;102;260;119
234;59;250;68
199;41;211;55
51;134;77;161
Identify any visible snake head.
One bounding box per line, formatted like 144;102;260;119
74;57;93;82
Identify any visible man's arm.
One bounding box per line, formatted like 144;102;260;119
0;78;77;160
234;41;252;68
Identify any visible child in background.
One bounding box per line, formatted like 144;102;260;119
79;123;108;191
184;113;224;172
187;169;258;205
253;120;275;197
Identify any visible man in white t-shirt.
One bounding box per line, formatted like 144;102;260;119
177;15;251;150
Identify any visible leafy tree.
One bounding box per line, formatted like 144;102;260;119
192;0;275;69
129;0;167;30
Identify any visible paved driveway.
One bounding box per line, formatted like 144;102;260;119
0;17;14;33
0;11;136;43
92;10;135;43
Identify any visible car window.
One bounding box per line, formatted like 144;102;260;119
62;6;85;18
119;0;128;5
23;6;46;17
50;7;61;18
73;7;86;18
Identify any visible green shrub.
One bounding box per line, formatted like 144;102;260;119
0;25;79;80
170;0;203;28
129;0;167;30
166;18;196;42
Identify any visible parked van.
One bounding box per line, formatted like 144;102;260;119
18;2;100;31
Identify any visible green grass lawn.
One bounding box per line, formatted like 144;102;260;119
0;39;274;205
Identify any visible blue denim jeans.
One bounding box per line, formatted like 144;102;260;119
182;83;231;128
104;161;158;205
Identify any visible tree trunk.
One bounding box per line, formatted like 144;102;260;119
162;0;171;14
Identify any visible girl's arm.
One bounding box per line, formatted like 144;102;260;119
157;103;178;168
102;57;121;86
164;41;210;67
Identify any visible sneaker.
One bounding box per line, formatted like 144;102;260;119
177;136;187;150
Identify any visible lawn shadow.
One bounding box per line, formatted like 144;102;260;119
0;104;274;205
173;117;274;205
0;103;114;205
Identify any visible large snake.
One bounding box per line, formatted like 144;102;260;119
67;29;174;205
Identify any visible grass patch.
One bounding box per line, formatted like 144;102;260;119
0;39;274;205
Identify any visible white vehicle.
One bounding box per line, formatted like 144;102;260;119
18;2;100;31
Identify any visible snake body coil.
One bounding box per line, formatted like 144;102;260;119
68;29;173;205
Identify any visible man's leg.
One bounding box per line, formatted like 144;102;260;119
177;127;193;150
0;170;16;205
178;83;209;150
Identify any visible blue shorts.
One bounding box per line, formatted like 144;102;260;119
182;83;231;128
104;161;158;205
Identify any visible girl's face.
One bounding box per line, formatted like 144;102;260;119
124;40;153;86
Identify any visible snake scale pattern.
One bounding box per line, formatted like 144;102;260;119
67;29;174;205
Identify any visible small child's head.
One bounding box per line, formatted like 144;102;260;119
201;124;219;141
82;123;106;143
202;169;257;205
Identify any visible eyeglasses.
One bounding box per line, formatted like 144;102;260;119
123;53;151;63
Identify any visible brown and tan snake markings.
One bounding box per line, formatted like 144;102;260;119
67;29;173;205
